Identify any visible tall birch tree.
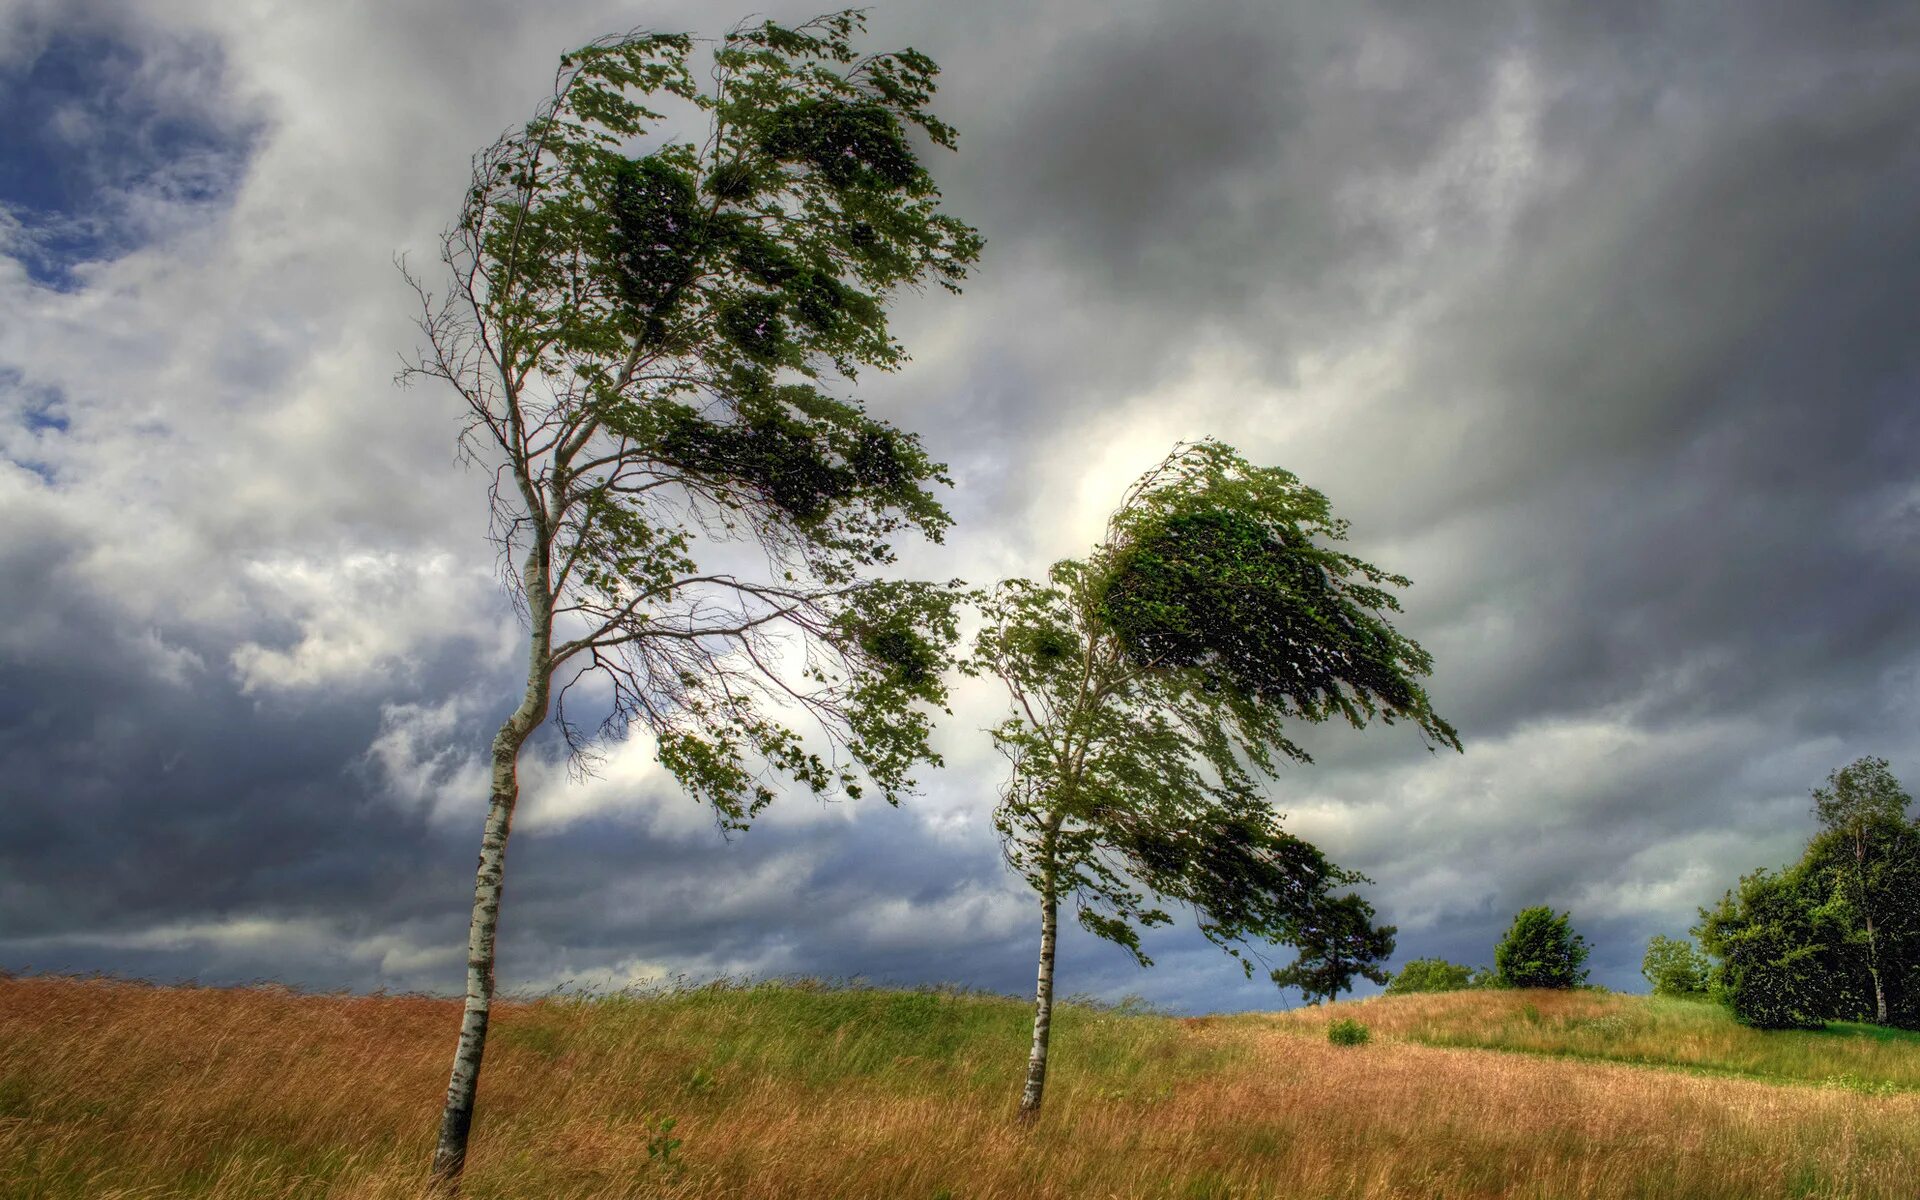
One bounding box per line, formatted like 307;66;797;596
401;13;980;1185
1810;756;1917;1025
971;440;1458;1120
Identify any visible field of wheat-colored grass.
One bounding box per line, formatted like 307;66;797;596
4;973;1919;1199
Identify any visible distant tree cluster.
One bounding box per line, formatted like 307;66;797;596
1384;957;1486;995
1383;907;1591;994
1695;758;1920;1030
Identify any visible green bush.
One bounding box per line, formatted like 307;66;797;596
1494;907;1591;989
1697;867;1845;1029
1641;934;1710;996
1384;958;1482;995
1327;1018;1370;1046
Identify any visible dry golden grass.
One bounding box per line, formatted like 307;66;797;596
3;973;1918;1199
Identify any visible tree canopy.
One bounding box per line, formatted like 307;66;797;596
405;12;983;827
1641;934;1710;997
1697;865;1850;1029
1269;891;1398;1004
976;441;1456;975
1493;907;1590;989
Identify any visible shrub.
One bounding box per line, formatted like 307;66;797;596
1327;1018;1370;1046
1641;935;1710;996
1494;907;1590;989
1384;958;1480;995
1696;867;1845;1029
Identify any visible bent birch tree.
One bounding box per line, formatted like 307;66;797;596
971;440;1457;1120
401;13;980;1185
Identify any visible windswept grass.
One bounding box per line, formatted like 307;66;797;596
3;974;1919;1198
1261;988;1920;1092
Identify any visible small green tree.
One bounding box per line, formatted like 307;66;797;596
1493;907;1590;989
402;13;980;1185
1384;957;1480;995
1271;892;1397;1004
1640;934;1709;996
972;440;1458;1120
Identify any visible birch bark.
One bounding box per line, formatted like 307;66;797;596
1018;871;1059;1120
431;548;553;1186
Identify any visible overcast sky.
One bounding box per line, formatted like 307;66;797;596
2;0;1917;1013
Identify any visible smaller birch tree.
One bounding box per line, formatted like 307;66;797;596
971;440;1458;1120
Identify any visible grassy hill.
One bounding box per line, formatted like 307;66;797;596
3;974;1918;1199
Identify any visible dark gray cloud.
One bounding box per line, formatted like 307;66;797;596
3;0;1918;1013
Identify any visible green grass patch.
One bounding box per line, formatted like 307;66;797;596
1293;990;1920;1093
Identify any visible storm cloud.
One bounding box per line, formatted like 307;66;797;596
2;0;1917;1011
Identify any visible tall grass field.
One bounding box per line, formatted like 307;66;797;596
3;973;1918;1198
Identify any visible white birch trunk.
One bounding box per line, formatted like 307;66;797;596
1018;874;1059;1120
1856;830;1888;1026
431;550;552;1187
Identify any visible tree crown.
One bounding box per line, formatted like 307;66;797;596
1493;906;1590;989
405;12;982;825
1812;756;1912;836
971;440;1452;977
1640;934;1709;996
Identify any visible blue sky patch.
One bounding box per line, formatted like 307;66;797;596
0;28;257;288
0;368;66;482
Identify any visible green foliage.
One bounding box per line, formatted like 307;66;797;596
1641;935;1710;997
971;440;1452;985
1326;1017;1370;1046
1808;756;1920;1025
1812;756;1911;834
1384;958;1483;995
406;11;983;821
1494;907;1590;989
644;1113;682;1171
1695;757;1920;1029
1697;867;1847;1029
1270;892;1397;1004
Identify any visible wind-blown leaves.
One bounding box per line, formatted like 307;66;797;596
974;440;1455;985
405;11;982;820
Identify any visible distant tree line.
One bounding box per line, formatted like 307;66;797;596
1375;758;1920;1033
